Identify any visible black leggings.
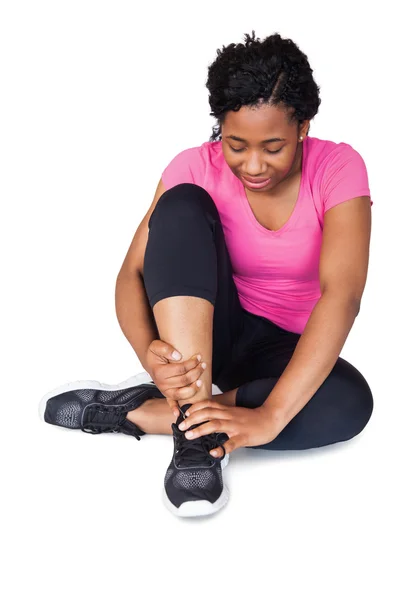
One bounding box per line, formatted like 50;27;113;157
143;183;373;451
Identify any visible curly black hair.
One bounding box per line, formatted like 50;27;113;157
206;31;321;142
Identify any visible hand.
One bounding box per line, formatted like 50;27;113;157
177;399;282;457
145;339;207;418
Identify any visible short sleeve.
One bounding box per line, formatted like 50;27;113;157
161;146;205;190
320;144;373;212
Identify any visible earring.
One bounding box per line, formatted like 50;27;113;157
299;136;303;141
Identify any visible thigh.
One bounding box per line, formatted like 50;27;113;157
215;308;301;391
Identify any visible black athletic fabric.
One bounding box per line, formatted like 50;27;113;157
143;183;373;451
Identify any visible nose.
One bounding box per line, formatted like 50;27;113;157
243;154;268;177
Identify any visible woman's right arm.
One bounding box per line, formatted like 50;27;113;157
115;270;159;375
115;177;166;375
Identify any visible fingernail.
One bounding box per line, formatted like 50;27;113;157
201;362;206;369
196;380;202;387
197;354;202;361
172;351;181;360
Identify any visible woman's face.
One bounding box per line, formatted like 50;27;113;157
221;103;307;194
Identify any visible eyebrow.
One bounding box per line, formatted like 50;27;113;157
226;135;286;144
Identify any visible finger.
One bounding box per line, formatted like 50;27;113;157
210;436;237;458
184;354;203;367
150;341;182;363
166;398;180;418
162;355;202;379
184;398;229;417
209;445;224;458
182;399;207;416
180;407;230;431
181;398;231;426
164;381;202;403
180;418;225;441
164;362;206;389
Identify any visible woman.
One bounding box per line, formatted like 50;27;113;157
40;31;374;518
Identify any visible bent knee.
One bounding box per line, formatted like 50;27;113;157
332;359;374;435
152;183;217;221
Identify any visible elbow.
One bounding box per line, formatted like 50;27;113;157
350;296;361;316
321;290;361;316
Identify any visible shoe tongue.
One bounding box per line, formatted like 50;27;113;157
83;405;144;439
83;405;122;428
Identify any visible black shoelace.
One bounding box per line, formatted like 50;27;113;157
80;405;141;440
171;422;226;468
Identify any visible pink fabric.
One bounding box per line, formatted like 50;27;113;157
161;136;372;334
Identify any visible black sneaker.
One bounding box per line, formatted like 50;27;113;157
39;372;165;439
163;403;230;517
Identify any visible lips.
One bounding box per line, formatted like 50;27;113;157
243;175;270;184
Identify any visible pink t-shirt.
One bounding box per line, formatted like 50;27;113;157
161;135;372;334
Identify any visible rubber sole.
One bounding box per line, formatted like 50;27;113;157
38;371;154;422
162;452;230;517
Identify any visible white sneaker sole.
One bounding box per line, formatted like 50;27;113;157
162;451;230;517
38;371;154;422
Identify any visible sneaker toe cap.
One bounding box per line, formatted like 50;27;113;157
44;394;83;428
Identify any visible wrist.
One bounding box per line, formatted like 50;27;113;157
257;402;285;434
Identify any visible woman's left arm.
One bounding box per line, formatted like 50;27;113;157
260;195;372;433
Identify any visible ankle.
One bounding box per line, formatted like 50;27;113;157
126;397;161;422
213;388;238;406
126;397;174;435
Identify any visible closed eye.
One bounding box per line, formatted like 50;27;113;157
230;147;282;154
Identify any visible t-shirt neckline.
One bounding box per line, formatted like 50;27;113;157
237;136;308;236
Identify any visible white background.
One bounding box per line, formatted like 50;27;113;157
1;1;398;598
